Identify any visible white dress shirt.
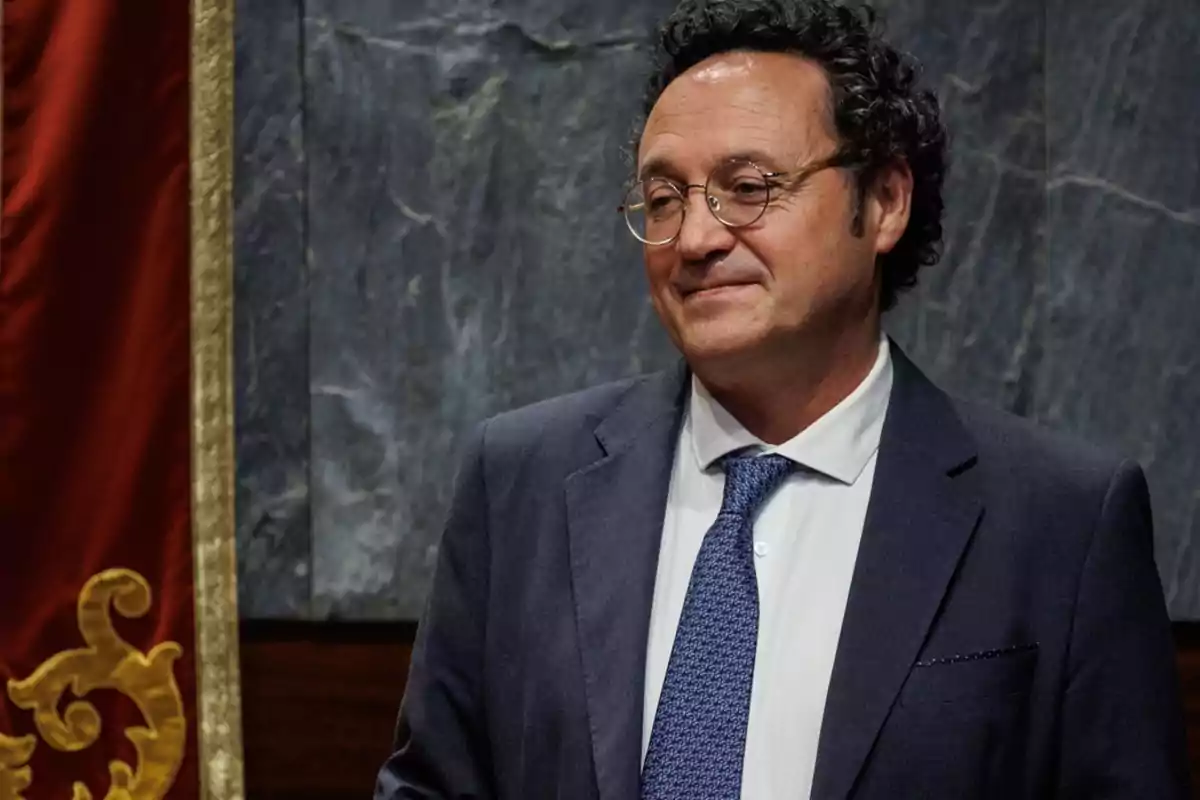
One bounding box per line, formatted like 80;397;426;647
643;337;893;799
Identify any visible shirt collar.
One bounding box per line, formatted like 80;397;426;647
687;335;893;485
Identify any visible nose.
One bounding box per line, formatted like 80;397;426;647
675;186;736;264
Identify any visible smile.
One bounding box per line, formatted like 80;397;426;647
682;283;758;300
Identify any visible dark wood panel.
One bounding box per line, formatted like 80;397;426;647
240;620;416;800
1174;623;1200;791
240;621;1200;798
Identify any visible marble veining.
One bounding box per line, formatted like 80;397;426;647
233;0;1200;619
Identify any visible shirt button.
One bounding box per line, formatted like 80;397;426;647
754;542;769;558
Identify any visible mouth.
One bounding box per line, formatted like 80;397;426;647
681;282;758;300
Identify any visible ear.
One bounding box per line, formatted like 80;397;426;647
868;160;913;255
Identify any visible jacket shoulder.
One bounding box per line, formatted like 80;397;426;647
953;397;1131;493
480;372;658;458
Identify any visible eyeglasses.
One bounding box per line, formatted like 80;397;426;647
618;154;849;246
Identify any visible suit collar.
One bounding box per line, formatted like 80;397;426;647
565;362;688;800
591;360;689;458
812;340;983;798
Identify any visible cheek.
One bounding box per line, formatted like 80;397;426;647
747;219;868;310
744;223;831;287
643;249;676;291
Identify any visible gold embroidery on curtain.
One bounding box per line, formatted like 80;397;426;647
1;569;185;800
0;733;35;800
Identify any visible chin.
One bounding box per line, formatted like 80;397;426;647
677;326;767;366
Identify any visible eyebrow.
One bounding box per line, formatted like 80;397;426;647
637;148;791;181
636;156;683;182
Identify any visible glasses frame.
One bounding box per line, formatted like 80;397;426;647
618;152;852;246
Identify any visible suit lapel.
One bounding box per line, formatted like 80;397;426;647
564;363;688;800
812;343;984;799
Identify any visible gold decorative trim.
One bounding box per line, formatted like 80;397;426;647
0;734;35;799
4;569;186;800
190;0;245;798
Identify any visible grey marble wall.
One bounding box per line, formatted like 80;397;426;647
1037;0;1200;614
234;0;311;618
234;0;1200;620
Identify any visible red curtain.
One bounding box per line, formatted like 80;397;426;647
1;1;197;795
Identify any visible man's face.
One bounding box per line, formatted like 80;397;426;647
638;51;897;371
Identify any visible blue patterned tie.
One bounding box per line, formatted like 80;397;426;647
641;453;796;800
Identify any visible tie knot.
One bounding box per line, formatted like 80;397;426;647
717;453;795;521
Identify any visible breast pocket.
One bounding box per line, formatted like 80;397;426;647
869;646;1039;798
899;645;1038;712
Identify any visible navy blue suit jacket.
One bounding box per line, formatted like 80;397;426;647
376;343;1189;798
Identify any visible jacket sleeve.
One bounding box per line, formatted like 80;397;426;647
375;421;495;799
1055;460;1191;798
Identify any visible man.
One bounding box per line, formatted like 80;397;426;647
376;0;1190;797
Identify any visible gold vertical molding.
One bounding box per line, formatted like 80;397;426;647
190;0;245;798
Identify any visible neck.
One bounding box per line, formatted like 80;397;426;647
693;321;883;445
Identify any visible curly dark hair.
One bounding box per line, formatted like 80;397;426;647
640;0;948;311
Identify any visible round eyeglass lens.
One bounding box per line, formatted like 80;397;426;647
623;178;685;245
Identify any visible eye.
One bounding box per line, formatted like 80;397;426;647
730;178;769;199
717;176;770;206
711;161;775;206
644;182;683;217
647;193;674;210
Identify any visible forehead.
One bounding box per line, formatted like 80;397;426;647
639;51;835;174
